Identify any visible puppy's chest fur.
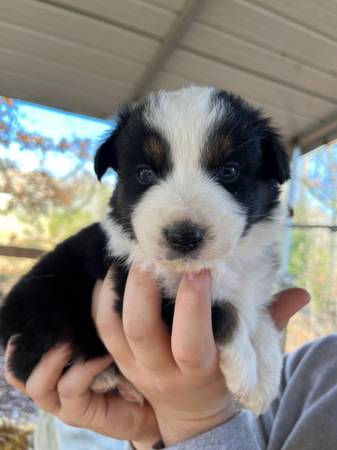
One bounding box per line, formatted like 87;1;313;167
110;229;278;343
112;264;240;344
112;263;239;344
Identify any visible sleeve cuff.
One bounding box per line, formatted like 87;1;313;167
151;411;261;450
125;440;164;450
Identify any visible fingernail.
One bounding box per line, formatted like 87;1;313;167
55;342;72;354
7;335;19;347
7;336;15;347
185;269;209;282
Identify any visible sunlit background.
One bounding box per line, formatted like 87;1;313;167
0;96;336;449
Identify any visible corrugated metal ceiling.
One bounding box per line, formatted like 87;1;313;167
1;0;337;152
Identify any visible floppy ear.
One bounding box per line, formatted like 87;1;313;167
94;131;119;181
94;106;131;181
259;122;290;184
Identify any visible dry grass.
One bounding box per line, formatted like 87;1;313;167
0;421;35;450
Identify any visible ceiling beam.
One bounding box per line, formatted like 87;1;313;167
291;110;337;153
130;0;205;102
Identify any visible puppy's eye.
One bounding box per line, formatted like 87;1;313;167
136;166;157;185
218;164;240;182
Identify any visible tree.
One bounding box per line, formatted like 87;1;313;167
0;96;112;247
302;141;337;216
0;96;96;218
288;141;337;339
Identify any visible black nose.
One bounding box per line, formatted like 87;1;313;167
164;221;204;254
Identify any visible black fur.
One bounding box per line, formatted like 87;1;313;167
0;224;109;380
0;221;227;381
97;104;173;239
207;90;290;231
0;89;290;382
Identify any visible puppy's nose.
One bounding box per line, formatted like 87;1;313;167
164;221;204;254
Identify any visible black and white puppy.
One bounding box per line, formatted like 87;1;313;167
0;86;290;414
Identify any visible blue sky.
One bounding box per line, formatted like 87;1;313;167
0;99;112;177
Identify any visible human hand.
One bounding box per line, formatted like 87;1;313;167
4;269;309;450
3;280;159;448
93;268;310;447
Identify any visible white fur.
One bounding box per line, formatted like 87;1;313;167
100;86;284;414
91;367;143;404
144;86;224;170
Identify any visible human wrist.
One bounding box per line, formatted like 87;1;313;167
131;438;159;450
156;394;238;447
130;425;162;450
130;419;162;450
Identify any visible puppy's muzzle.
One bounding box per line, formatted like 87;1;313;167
164;221;205;255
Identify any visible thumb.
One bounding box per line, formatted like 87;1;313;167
270;288;310;330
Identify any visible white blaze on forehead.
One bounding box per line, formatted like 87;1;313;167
128;86;245;271
144;86;226;169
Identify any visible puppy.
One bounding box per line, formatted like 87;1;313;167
0;86;290;414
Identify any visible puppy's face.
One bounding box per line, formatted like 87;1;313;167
96;86;289;272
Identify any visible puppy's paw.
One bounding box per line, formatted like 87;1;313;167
90;365;120;393
116;380;144;404
90;365;144;405
220;352;279;415
240;380;279;415
220;345;258;402
222;366;258;407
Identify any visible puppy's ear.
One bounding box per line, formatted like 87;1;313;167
94;106;131;181
94;132;118;181
259;121;290;184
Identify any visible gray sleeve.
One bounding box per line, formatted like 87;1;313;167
258;334;337;450
124;412;261;450
156;412;262;450
126;334;337;450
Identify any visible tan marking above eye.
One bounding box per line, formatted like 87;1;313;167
218;135;232;151
143;136;164;165
204;134;233;167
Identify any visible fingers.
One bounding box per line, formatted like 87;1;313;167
58;354;113;400
95;268;133;365
25;343;72;413
172;270;217;373
271;288;310;330
123;266;174;371
56;355;113;422
5;339;156;440
91;279;103;321
91;395;159;442
56;356;159;441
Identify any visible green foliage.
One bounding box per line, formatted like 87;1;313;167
288;144;337;334
289;228;329;311
288;228;310;279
